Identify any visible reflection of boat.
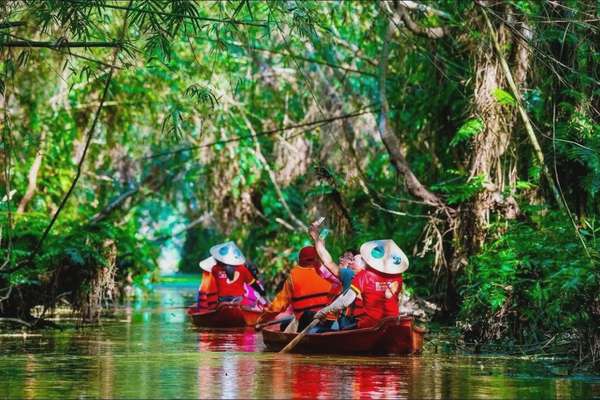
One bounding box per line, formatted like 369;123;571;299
187;303;262;328
196;329;260;352
262;316;425;355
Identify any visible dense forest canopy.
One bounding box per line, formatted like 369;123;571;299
1;1;599;366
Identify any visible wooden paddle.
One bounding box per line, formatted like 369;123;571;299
279;318;320;353
254;316;293;331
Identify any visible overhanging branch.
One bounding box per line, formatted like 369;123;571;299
1;40;122;49
381;1;448;39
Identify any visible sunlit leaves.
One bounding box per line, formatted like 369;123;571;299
493;88;516;107
449;118;483;147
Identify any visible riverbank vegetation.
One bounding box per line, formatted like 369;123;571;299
1;1;598;369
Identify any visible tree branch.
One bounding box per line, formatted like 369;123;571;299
397;1;451;19
88;187;140;224
381;1;448;39
33;1;133;253
1;40;122;49
0;317;32;328
377;14;448;209
71;1;266;27
150;215;209;243
0;21;26;29
140;105;378;161
240;111;308;231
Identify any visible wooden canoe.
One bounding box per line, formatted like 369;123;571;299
187;303;262;328
262;316;425;355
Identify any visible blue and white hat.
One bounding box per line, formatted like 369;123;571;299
360;240;408;275
198;256;217;272
209;241;246;266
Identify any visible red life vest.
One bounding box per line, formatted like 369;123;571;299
350;267;403;328
197;271;218;310
212;263;255;298
290;266;337;319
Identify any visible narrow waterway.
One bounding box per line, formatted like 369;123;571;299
1;275;599;399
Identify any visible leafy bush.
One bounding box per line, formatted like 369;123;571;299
0;212;158;319
458;209;600;362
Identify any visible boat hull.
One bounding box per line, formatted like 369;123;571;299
262;316;425;355
188;303;262;328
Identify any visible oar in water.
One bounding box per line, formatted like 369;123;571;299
280;288;347;353
254;316;293;331
279;318;320;353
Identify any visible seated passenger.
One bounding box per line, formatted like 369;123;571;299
258;246;339;332
241;261;268;311
314;239;408;329
195;256;218;311
209;241;266;303
309;220;366;329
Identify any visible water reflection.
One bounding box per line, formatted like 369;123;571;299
196;329;259;353
1;276;599;399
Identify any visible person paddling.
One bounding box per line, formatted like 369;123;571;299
257;246;339;332
195;256;218;311
314;240;408;329
209;241;266;304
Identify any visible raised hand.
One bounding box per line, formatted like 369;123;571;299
309;218;324;242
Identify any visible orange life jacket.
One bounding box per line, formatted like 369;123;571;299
197;271;218;310
290;266;337;319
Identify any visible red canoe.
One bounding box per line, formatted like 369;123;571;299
187;303;262;328
262;316;425;355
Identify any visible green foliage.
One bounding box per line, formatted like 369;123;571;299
432;173;486;205
0;213;157;289
459;209;600;347
450;119;483;147
493;88;516;107
1;0;599;367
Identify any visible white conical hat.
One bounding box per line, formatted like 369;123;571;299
198;256;217;272
209;241;246;265
360;239;408;275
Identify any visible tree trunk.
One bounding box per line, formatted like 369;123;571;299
454;5;529;265
17;130;47;213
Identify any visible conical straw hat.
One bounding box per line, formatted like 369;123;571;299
359;239;408;275
198;256;217;272
209;241;246;265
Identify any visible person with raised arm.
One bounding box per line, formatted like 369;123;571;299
308;219;366;294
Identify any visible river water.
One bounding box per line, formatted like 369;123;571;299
1;275;599;399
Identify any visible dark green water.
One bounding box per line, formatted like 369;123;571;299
1;275;599;399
